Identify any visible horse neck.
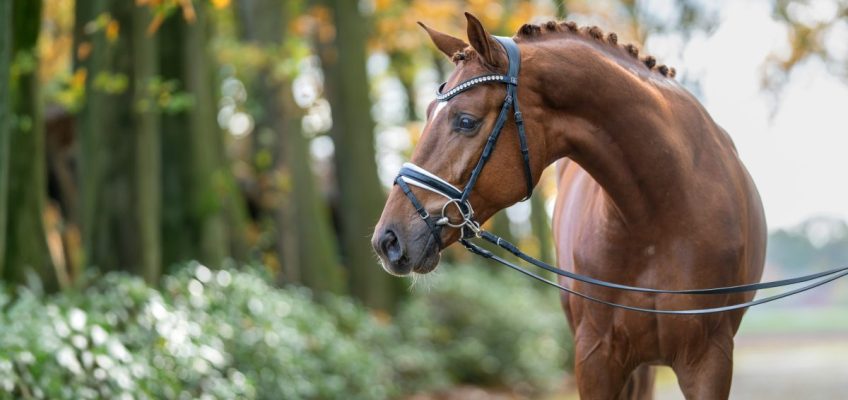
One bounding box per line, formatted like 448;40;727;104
524;38;695;227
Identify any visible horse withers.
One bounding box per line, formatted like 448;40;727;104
372;13;766;400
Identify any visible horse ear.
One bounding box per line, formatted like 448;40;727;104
465;12;504;69
418;22;468;60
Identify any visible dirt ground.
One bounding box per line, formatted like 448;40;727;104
410;332;848;400
654;332;848;400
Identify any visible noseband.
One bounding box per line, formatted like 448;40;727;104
392;37;848;314
395;36;532;248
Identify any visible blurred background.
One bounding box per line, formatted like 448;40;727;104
0;0;846;399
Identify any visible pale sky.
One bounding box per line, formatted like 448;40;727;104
660;0;848;229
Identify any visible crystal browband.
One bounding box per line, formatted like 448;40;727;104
436;74;518;102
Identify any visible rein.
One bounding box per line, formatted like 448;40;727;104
394;36;848;314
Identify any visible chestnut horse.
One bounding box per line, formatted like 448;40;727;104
372;13;765;400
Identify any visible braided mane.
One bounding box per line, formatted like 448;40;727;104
517;20;676;78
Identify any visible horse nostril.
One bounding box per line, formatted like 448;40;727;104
380;230;405;265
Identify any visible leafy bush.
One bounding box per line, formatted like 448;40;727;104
397;266;572;396
0;266;393;400
162;265;396;400
0;263;573;399
0;273;254;400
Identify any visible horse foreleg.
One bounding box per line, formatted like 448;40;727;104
672;339;734;400
618;364;655;400
573;336;635;400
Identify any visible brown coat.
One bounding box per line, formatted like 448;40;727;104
373;13;766;399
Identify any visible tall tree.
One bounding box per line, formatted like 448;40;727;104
530;191;554;265
3;0;58;290
78;1;160;282
158;2;248;269
235;0;345;293
766;1;848;91
321;0;392;309
158;15;194;268
133;6;161;284
0;0;11;275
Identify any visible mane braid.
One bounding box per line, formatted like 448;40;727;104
515;20;676;78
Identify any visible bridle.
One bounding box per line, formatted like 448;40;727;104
395;36;532;249
393;37;848;314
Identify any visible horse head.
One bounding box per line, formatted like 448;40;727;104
372;13;547;276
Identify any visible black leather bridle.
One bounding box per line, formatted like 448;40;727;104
395;36;531;249
394;37;848;314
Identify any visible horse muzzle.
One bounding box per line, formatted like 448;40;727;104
372;222;442;276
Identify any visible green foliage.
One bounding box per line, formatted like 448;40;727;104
144;77;194;114
397;266;572;396
0;261;575;398
161;265;395;400
0;265;403;399
91;71;128;94
0;273;251;399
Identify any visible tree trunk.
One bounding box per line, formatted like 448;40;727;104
281;93;346;293
235;0;345;293
133;7;161;284
0;0;11;274
530;191;554;266
78;1;160;282
158;3;248;269
159;17;193;268
184;4;232;265
3;0;58;291
322;0;393;309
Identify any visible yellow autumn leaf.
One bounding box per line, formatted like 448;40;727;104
72;68;87;89
106;20;120;42
211;0;230;9
374;0;392;12
147;13;165;35
77;41;92;61
180;0;196;23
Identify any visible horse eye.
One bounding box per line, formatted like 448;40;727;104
455;114;479;133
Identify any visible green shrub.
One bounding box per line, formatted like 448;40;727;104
0;273;253;400
0;262;574;399
163;264;396;400
397;265;572;396
0;266;393;400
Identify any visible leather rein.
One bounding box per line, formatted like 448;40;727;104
394;37;848;314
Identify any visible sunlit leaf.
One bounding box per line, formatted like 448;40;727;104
147;13;166;35
211;0;230;10
106;20;120;42
179;0;196;23
77;42;92;61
